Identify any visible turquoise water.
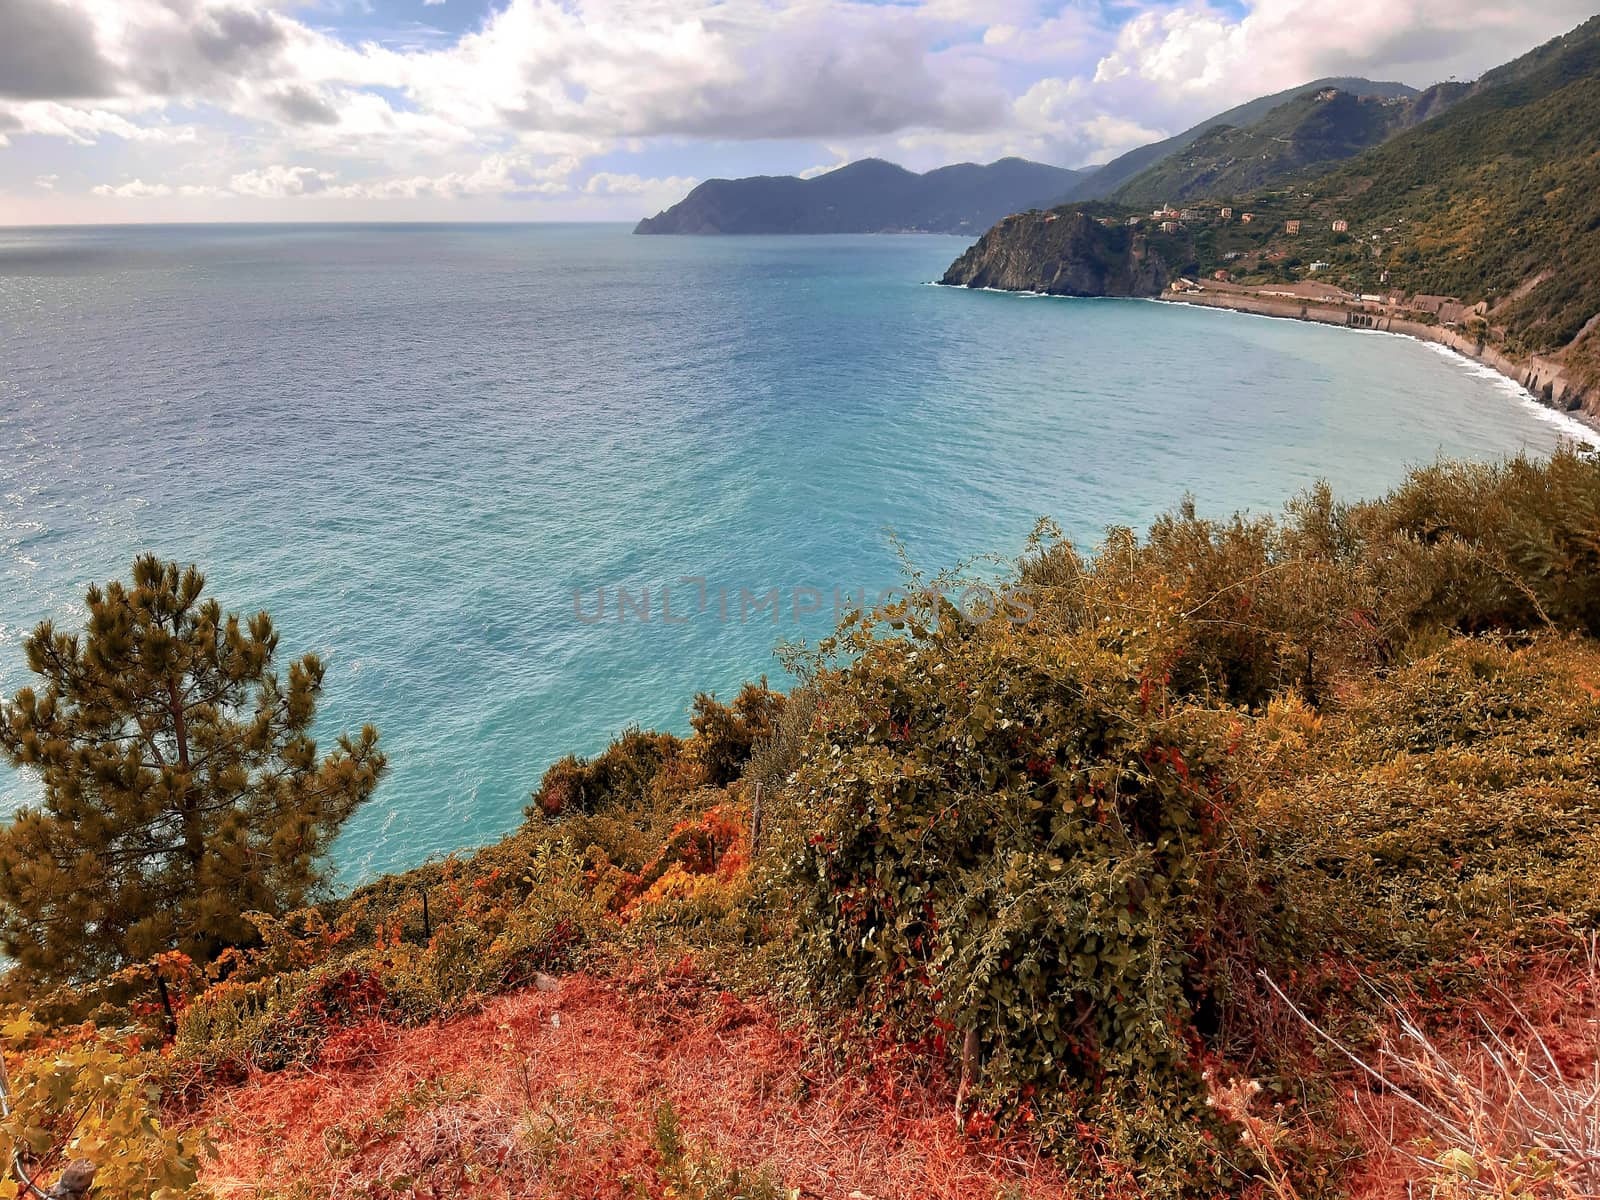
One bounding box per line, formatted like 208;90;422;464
0;223;1590;880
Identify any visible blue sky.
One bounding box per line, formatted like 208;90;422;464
1;0;1594;223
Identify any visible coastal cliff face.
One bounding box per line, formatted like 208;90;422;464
939;210;1192;297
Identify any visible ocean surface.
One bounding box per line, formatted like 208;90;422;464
1;223;1592;881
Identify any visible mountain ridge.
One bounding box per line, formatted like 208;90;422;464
633;76;1423;235
633;157;1085;235
1109;85;1458;204
1063;76;1420;201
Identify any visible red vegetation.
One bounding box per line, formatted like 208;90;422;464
192;964;1075;1199
1337;950;1600;1200
611;804;749;917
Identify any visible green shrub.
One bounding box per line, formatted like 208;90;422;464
1252;634;1600;974
781;600;1260;1190
740;686;818;804
1355;450;1600;636
524;680;784;819
689;681;787;786
528;726;684;817
168;956;389;1086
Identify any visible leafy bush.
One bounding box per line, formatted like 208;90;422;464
780;598;1262;1189
0;1016;209;1200
742;686;818;804
687;682;786;786
1016;449;1600;707
1251;635;1600;973
526;680;784;819
1356;451;1600;636
529;726;684;818
167;958;389;1087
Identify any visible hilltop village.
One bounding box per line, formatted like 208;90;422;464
1117;199;1598;414
1104;201;1488;330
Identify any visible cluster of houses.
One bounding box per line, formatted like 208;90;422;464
1118;197;1478;326
1107;204;1216;233
1285;218;1352;234
1284;218;1351;235
1109;204;1353;238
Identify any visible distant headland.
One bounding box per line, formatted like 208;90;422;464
632;157;1087;235
939;15;1600;429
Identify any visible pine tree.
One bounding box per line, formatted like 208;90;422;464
0;556;385;983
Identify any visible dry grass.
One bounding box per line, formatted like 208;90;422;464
1265;940;1600;1200
189;963;1075;1199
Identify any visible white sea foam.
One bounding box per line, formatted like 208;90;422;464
1154;296;1600;448
927;281;1123;301
1411;339;1600;448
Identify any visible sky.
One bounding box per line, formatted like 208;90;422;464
0;0;1595;224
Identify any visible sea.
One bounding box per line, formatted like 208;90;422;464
1;222;1593;882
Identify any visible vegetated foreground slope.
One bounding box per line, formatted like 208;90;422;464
4;449;1600;1200
197;970;1073;1199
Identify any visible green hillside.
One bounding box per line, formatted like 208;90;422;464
1064;76;1418;200
1313;15;1600;372
1101;20;1600;210
1112;87;1442;205
1102;15;1600;390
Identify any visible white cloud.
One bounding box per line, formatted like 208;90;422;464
798;159;850;179
228;164;335;198
90;178;227;198
34;173;59;189
13;0;1018;146
7;0;1598;215
81;152;590;209
321;152;583;201
5;101;197;145
1008;77;1167;164
583;171;697;196
90;178;170;197
1092;0;1600;110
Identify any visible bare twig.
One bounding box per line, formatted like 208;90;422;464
1260;936;1600;1198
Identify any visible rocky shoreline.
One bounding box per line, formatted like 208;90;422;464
938;205;1600;433
1155;288;1600;434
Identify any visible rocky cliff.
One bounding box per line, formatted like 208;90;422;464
938;210;1193;297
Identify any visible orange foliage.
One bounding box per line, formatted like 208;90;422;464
611;803;749;917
